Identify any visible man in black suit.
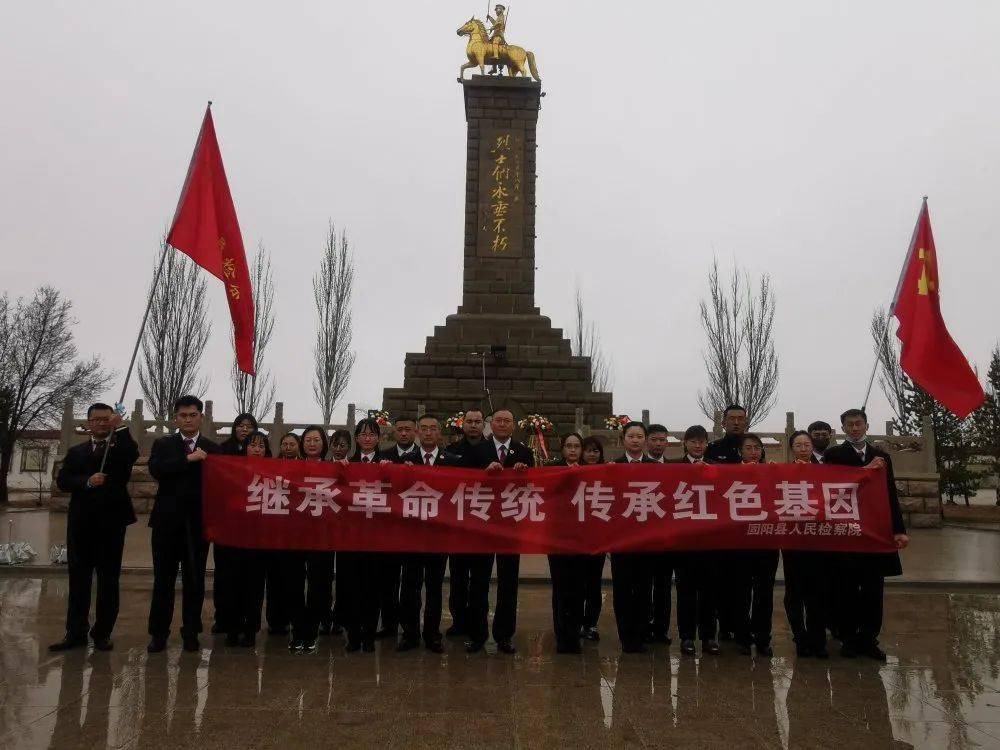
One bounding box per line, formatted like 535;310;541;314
443;408;485;637
824;408;909;661
397;415;463;653
705;404;765;464
374;415;420;640
669;425;722;657
146;395;220;653
808;420;833;464
49;403;139;652
611;421;658;653
643;424;676;645
466;408;533;654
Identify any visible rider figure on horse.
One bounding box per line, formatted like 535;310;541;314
486;4;507;75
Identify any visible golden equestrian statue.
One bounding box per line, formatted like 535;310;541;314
457;6;541;82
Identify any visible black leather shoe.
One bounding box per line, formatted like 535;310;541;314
496;639;516;654
680;639;696;656
182;636;200;653
345;639;362;653
362;640;376;652
303;639;318;654
703;640;721;655
48;637;87;652
466;640;485;654
93;637;114;652
425;638;445;654
581;626;600;642
147;636;167;653
862;645;887;662
328;624;344;636
396;637;420;652
445;625;466;638
757;644;774;657
738;643;752;656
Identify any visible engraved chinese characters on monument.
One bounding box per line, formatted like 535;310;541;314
477;130;523;257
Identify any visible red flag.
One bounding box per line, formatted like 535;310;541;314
891;199;984;418
166;104;255;375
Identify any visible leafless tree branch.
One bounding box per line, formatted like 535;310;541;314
230;241;276;418
313;222;356;424
572;284;612;392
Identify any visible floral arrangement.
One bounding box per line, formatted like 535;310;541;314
518;414;554;432
369;410;390;427
444;412;466;430
605;415;632;430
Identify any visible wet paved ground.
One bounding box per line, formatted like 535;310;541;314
3;572;1000;749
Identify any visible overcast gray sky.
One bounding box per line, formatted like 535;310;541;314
2;0;998;432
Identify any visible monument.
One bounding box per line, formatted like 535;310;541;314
381;18;613;433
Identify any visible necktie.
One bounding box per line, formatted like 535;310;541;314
498;445;507;463
184;438;195;454
424;453;434;465
363;456;371;463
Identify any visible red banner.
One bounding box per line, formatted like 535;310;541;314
202;456;896;554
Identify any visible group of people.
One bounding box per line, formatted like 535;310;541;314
49;398;907;663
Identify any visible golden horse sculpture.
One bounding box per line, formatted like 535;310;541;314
457;18;541;82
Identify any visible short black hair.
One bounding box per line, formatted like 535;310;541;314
840;408;868;425
417;414;440;425
492;408;514;419
393;415;416;425
278;431;303;458
464;408;485;419
241;430;273;457
581;436;605;463
788;430;812;448
723;404;747;418
807;420;832;433
330;429;352;446
300;425;329;458
174;395;203;413
683;425;709;442
355;417;381;437
647;424;668;436
623;421;647;436
560;432;584;448
741;433;764;448
87;402;114;417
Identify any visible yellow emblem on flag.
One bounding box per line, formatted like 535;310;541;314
917;248;936;296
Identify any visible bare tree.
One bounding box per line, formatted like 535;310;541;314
313;222;356;424
572;284;612;392
230;242;276;418
871;307;913;431
697;259;779;426
0;288;111;504
137;240;211;418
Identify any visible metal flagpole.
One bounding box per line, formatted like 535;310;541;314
861;352;881;413
97;244;170;473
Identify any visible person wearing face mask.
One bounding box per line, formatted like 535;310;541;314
732;434;779;657
670;425;722;657
807;421;833;464
213;413;259;637
611;422;656;653
782;430;829;659
546;432;588;653
339;418;384;652
443;408;486;639
286;426;334;654
579;436;607;642
824;409;908;662
466;409;533;655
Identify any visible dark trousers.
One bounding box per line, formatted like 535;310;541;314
467;553;520;644
676;551;717;643
339;551;380;644
610;553;653;649
733;550;779;648
400;553;448;641
548;554;587;646
782;550;829;650
65;520;127;641
288;551;334;643
447;554;472;633
715;550;742;638
229;548;266;638
582;554;606;628
377;553;402;634
838;566;885;650
148;522;209;639
647;552;676;636
264;550;293;632
212;544;238;632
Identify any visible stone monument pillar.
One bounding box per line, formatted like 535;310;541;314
382;76;613;431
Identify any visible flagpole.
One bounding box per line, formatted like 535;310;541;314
98;244;169;473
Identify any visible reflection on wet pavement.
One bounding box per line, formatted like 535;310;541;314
3;576;1000;748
